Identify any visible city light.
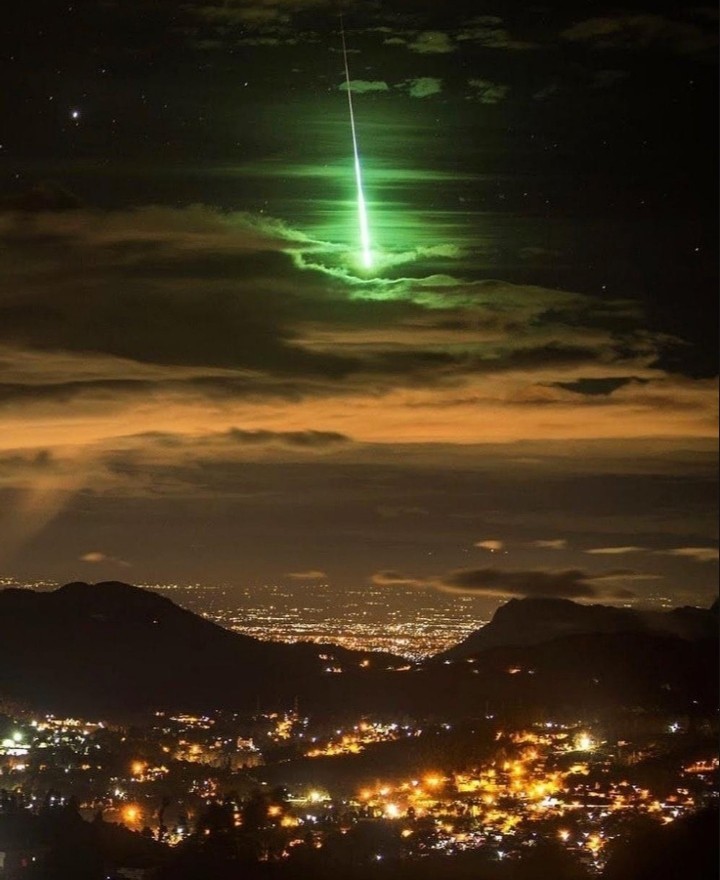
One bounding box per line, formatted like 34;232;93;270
123;805;140;825
0;697;714;874
576;733;595;751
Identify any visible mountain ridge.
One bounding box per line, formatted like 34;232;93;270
436;595;718;661
1;582;716;720
0;581;401;716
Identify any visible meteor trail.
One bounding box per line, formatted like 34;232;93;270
340;17;373;269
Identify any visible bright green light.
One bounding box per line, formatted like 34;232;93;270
341;19;373;269
353;153;372;269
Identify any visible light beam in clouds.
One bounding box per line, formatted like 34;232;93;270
0;465;87;565
340;18;373;269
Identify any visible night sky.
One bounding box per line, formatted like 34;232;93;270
1;0;717;610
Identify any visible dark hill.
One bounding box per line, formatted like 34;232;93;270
437;596;718;661
429;631;717;718
1;584;716;722
0;581;402;717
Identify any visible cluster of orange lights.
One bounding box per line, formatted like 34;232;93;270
123;805;141;825
345;727;696;860
109;725;707;864
306;722;404;758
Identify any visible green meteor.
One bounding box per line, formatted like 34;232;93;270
340;19;373;269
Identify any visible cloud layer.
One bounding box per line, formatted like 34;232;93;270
1;202;715;478
371;566;640;600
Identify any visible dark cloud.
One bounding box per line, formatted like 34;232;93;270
554;378;635;397
561;14;717;55
0;182;84;213
437;567;600;599
0;204;691;408
376;505;428;518
0;379;162;406
370;565;642;600
467;79;510;104
371;570;425;588
0;206;356;378
456;17;535;50
0;450;57;478
367;15;535;53
225;429;349;448
587;568;661;583
189;0;330;27
406;31;455;54
532;82;561;101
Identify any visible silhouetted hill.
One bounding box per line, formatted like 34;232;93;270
0;804;164;879
437;597;718;661
426;630;717;718
0;582;401;717
0;180;84;212
1;584;716;722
